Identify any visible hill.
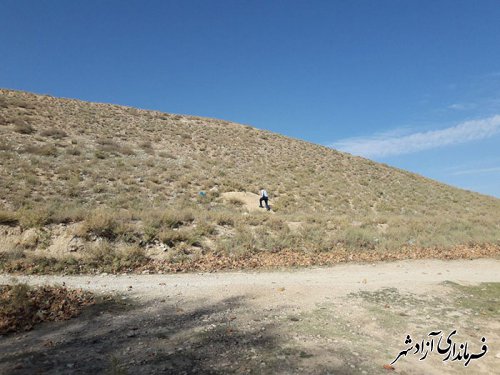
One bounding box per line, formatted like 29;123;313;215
0;89;499;273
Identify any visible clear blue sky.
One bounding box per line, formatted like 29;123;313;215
2;0;500;197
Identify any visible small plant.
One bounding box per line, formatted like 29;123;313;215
0;96;9;108
211;211;236;226
13;120;35;134
0;210;18;226
66;147;81;155
341;227;378;250
17;207;50;228
24;144;58;156
107;357;128;375
82;209;119;239
40;128;67;139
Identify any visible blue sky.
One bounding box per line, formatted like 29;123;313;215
1;1;500;197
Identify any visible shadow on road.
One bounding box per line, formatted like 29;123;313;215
0;294;357;375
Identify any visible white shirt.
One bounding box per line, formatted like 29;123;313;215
260;189;268;198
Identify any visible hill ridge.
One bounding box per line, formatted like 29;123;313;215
0;88;499;272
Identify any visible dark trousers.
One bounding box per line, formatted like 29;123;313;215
260;196;270;210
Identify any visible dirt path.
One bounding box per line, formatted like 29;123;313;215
1;259;500;374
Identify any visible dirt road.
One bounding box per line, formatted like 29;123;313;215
1;258;500;374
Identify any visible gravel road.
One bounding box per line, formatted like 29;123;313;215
1;258;500;374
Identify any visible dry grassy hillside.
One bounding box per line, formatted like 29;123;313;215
1;89;499;273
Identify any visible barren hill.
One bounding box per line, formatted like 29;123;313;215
0;89;499;272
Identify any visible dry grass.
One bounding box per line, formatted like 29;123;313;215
1;88;499;273
0;210;18;226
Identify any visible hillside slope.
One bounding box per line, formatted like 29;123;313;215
0;89;499;272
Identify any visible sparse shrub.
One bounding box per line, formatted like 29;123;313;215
0;96;8;109
81;241;148;272
24;144;58;157
107;357;128;375
142;207;198;243
257;227;297;253
139;141;153;150
159;228;199;247
298;224;332;252
48;204;85;224
216;228;257;257
40;128;67;139
0;115;9;126
272;196;296;213
17;207;50;228
82;209;119;239
158;151;176;159
160;209;195;229
194;221;216;236
212;211;236;227
95;150;107;159
0;210;18;226
84;241;117;265
118;145;135;155
97;139;135;155
9;97;35;109
66;147;81;155
14;120;35;134
93;184;107;194
267;217;286;231
341;227;378;250
0;140;12;151
116;245;148;267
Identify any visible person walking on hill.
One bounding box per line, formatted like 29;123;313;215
259;188;270;211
